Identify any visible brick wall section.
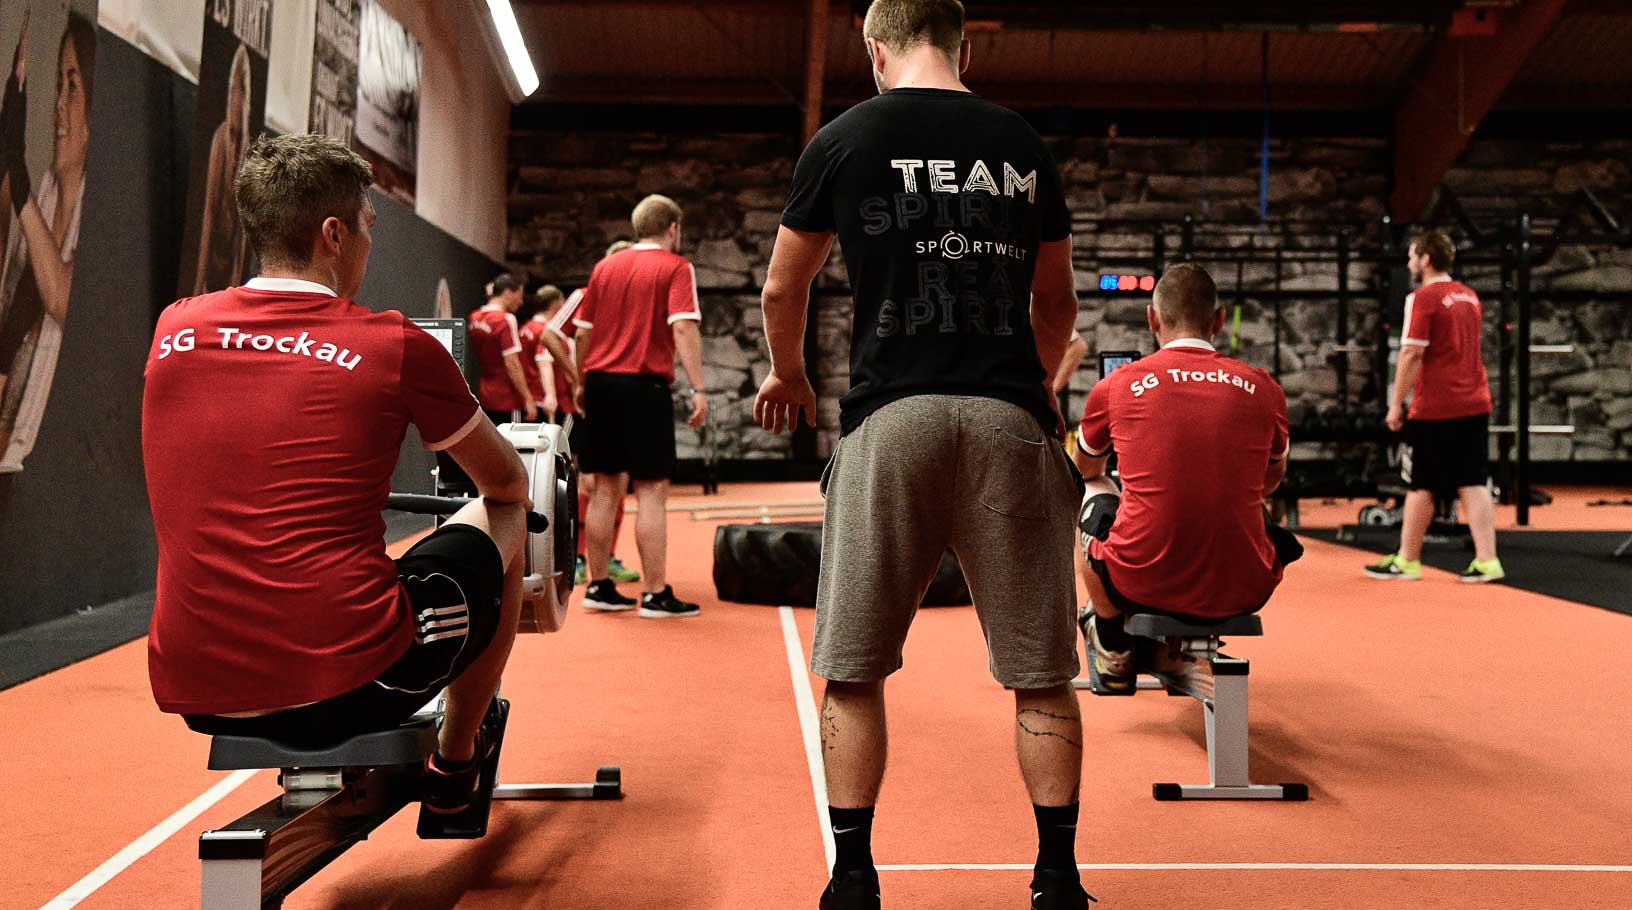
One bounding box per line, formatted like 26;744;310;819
508;130;1632;461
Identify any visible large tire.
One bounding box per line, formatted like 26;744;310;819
712;522;970;607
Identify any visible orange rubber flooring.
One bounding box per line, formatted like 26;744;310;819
3;482;1630;909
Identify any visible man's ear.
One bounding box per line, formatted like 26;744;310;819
959;39;971;74
1211;305;1227;339
1146;304;1161;337
866;37;887;74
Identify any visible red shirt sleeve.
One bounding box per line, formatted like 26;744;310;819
574;269;598;330
1079;378;1113;457
667;262;701;325
1268;378;1289;461
1403;289;1433;347
502;313;523;356
401;319;481;451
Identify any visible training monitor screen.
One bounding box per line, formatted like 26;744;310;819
424;326;454;356
1099;350;1141;379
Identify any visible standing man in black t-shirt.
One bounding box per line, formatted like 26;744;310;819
753;3;1088;908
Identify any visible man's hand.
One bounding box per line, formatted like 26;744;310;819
754;371;817;435
573;385;586;416
523;401;539;422
542;393;558;419
1385;403;1405;433
687;391;709;430
1045;386;1067;442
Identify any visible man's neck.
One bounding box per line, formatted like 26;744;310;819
1157;331;1213;349
1419;269;1450;287
482;299;506;311
637;236;670;252
887;49;969;93
261;263;339;291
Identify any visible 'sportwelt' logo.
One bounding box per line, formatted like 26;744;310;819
915;231;1031;262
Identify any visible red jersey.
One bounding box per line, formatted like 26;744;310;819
143;278;482;714
572;245;700;382
517;317;550;401
1079;341;1289;618
1402;276;1492;421
469;304;525;411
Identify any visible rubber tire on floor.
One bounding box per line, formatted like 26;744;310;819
712;522;970;607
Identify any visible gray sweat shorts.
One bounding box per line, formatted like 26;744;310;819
811;395;1081;689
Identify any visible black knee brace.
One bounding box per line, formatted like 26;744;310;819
1078;493;1121;542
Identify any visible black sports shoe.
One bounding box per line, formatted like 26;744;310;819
1030;869;1096;910
639;585;700;619
583;579;636;612
420;697;507;820
819;869;881;910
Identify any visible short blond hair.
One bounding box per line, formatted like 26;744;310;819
863;0;964;56
631;195;682;240
1153;263;1219;331
605;240;634;257
533;284;563;308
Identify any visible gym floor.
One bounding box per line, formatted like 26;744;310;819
4;482;1630;910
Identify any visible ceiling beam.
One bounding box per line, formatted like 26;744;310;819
1388;0;1566;221
529;76;1392;110
803;0;830;143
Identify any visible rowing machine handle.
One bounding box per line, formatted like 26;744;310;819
386;493;548;534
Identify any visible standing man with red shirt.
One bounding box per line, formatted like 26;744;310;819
143;133;533;814
1075;264;1303;691
519;284;566;419
572;195;707;617
469;274;537;426
1365;229;1504;583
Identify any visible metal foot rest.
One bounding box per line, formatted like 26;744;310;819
1125;612;1262;639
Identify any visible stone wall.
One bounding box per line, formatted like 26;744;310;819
508;130;1632;462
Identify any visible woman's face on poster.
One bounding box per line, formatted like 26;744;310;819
54;34;88;174
226;61;249;138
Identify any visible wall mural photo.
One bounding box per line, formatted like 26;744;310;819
0;0;99;473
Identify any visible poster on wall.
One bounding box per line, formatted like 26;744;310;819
309;0;360;146
354;0;418;206
177;0;272;299
0;0;99;473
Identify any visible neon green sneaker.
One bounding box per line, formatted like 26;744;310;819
607;557;641;584
1363;553;1422;580
1459;558;1505;584
573;555;587;586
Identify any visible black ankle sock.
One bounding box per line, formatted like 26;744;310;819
829;805;876;875
1094;613;1134;652
1033;802;1080;876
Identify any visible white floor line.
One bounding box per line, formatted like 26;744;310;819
779;605;835;871
876;863;1632;873
40;769;261;908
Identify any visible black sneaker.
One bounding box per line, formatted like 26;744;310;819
419;697;507;832
819;869;880;910
639;586;700;619
583;579;636;612
1030;869;1096;910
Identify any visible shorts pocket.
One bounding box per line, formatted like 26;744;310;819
979;426;1050;520
819;436;842;498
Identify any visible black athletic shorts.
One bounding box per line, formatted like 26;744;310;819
182;523;506;748
1402;414;1489;495
1078;493;1303;622
579;371;676;480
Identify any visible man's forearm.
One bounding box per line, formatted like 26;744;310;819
1031;293;1074;390
574;327;590;383
1391;349;1424;410
503;354;532;405
673;321;706;391
761;285;809;378
540;331;576;384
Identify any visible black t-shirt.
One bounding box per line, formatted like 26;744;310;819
781;87;1071;436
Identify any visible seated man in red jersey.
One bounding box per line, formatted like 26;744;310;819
1073;264;1303;691
143;133;531;814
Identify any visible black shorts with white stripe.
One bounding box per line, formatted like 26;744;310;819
182;523;505;748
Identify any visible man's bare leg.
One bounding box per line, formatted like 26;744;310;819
1397;488;1435;563
1014;685;1082;806
822;679;887;886
438;498;527;760
1458;484;1499;563
585;470;626;583
631;478;669;594
823;680;888;806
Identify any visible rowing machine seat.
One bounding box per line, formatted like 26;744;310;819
1126;613;1262;639
206;718;438;770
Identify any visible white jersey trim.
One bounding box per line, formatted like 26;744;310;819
1402;291;1430;347
425;410;483;452
245;277;338;297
